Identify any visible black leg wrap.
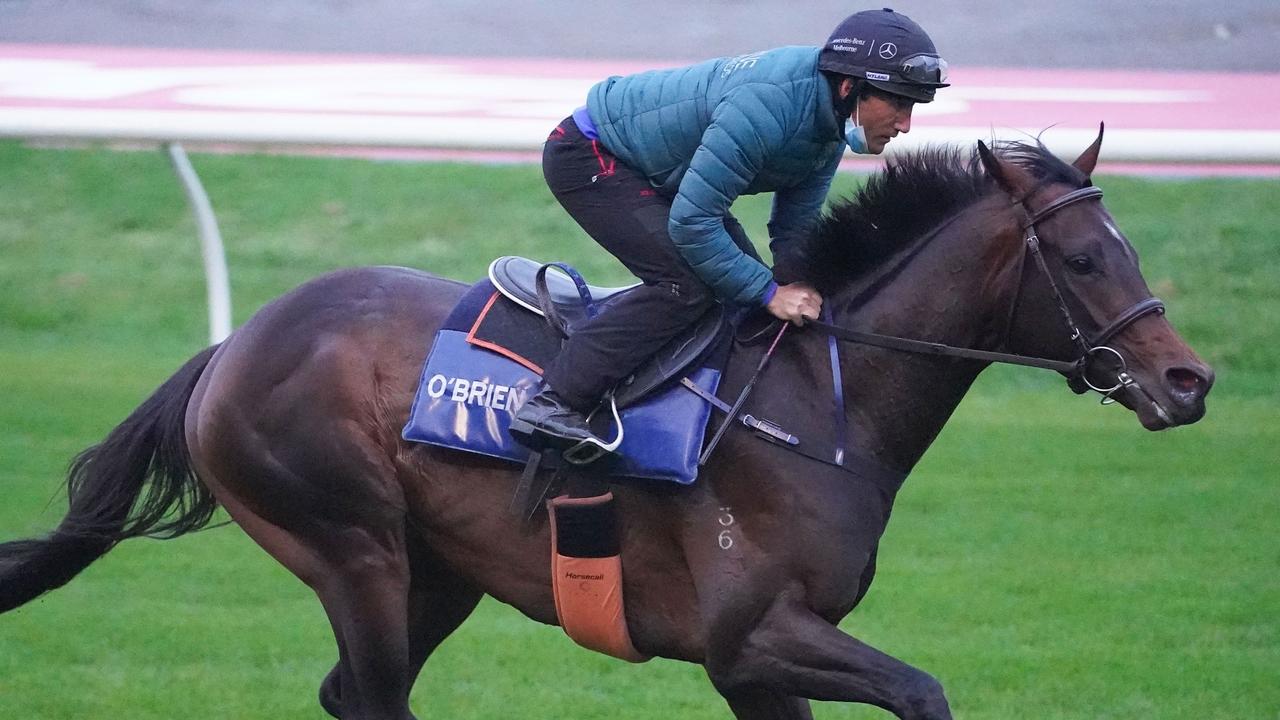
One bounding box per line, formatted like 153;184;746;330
552;495;619;559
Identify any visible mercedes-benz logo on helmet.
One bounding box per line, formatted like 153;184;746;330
879;42;897;60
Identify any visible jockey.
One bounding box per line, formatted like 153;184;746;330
510;8;949;454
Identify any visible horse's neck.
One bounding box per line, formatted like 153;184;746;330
833;202;1021;473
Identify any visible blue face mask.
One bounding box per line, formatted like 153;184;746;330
843;105;870;154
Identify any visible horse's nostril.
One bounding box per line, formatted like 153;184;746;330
1166;367;1206;396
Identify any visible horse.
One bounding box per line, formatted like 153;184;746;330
0;130;1213;720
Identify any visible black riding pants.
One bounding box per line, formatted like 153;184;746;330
541;117;757;411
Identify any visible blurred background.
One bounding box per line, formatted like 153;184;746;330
5;0;1279;171
4;0;1279;69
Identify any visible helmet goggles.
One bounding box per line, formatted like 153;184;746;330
898;53;949;86
861;53;950;103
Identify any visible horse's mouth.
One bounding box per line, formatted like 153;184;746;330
1123;371;1210;430
1137;393;1175;430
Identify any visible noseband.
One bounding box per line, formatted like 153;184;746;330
809;184;1166;404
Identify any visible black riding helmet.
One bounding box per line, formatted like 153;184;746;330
818;8;949;103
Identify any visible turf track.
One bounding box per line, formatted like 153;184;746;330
0;142;1275;718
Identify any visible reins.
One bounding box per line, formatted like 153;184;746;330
690;320;908;498
804;319;1080;374
810;184;1165;397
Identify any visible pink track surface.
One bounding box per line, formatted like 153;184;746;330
4;43;1279;176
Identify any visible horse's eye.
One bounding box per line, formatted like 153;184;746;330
1066;255;1096;275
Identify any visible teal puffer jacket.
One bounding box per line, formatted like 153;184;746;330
586;46;845;305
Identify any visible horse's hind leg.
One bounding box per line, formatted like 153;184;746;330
404;542;485;684
197;478;417;720
311;523;418;720
320;535;484;718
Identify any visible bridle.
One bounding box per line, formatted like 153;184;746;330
809;184;1166;404
698;182;1170;483
1009;185;1165;401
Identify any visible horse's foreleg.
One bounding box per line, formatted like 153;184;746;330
705;590;951;720
319;663;345;719
723;690;814;719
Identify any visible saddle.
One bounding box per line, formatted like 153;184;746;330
401;256;732;665
402;256;730;485
488;256;635;328
485;257;726;409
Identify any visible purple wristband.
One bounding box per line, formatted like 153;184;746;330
761;281;779;306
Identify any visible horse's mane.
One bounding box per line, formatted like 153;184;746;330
773;141;1089;295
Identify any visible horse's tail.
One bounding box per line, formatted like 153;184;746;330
0;344;220;613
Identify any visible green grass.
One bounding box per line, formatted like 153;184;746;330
0;141;1277;718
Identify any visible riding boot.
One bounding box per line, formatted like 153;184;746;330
509;388;608;452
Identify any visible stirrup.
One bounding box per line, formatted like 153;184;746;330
562;395;625;465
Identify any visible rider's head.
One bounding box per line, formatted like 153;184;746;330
819;8;948;154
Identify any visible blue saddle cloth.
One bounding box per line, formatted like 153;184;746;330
402;279;722;484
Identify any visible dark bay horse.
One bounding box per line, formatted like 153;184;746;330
0;132;1213;719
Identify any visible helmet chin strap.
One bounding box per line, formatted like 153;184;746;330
828;74;860;128
846;81;862;112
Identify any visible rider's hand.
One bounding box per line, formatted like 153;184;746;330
766;282;823;326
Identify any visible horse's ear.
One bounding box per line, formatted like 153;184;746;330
977;139;1036;196
1072;122;1105;177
